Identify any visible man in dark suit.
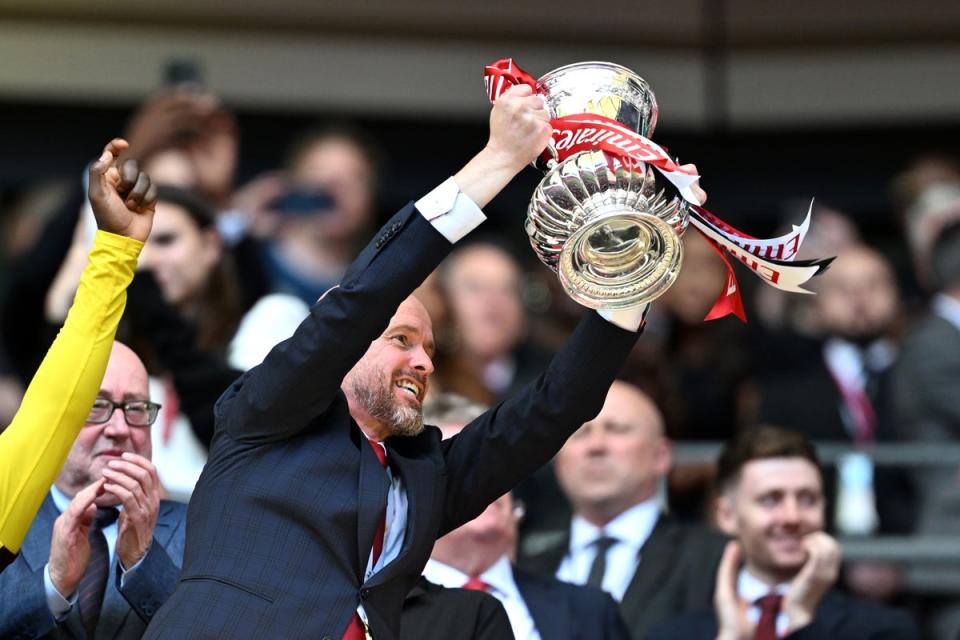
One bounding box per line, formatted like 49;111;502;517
401;576;515;640
648;427;918;640
0;341;187;639
519;380;726;638
423;395;629;639
145;87;705;640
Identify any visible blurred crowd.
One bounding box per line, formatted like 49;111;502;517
1;87;959;639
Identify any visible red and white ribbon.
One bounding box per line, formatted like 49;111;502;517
484;57;833;321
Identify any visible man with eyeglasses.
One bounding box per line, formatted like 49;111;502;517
0;340;187;639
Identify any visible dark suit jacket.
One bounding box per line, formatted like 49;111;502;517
0;493;187;640
513;566;630;640
645;589;918;640
894;311;960;534
519;515;727;639
400;577;514;640
144;204;641;640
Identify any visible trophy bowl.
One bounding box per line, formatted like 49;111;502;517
526;61;689;309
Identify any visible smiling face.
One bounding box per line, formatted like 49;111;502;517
342;296;435;440
716;457;825;584
55;342;152;506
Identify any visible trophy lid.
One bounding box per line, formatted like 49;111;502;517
537;61;658;138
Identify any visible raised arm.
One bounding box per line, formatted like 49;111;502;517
0;139;156;565
214;85;551;444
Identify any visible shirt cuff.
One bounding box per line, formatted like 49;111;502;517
415;177;486;244
44;563;76;621
596;303;650;332
118;547;148;588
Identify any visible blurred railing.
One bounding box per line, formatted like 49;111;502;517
673;441;960;594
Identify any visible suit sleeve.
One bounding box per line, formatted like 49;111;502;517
439;311;640;533
895;323;960;434
118;502;187;623
215;204;458;444
0;553;60;638
0;231;141;557
786;609;919;640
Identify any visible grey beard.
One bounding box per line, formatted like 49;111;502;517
350;373;424;437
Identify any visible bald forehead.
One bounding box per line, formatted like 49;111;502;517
600;381;664;436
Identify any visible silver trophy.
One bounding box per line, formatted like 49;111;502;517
526;62;689;309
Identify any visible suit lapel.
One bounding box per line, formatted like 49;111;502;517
369;439;435;585
20;493;59;571
619;516;677;624
356;430;391;577
513;568;569;640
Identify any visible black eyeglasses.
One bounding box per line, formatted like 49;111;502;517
86;398;162;427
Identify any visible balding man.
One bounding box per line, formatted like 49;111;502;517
0;342;186;639
520;380;726;639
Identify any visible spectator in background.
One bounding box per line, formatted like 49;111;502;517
424;394;630;640
233;124;384;304
435;241;551;405
754;244;915;538
519;380;726;639
902;183;960;292
0;342;187;638
647;427;918;640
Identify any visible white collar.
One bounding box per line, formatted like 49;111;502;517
823;337;896;387
737;567;790;603
569;499;660;555
934;294;960;331
423;554;521;600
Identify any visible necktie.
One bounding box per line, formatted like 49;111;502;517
753;593;783;640
77;507;119;637
342;440;390;640
586;535;617;589
462;576;490;592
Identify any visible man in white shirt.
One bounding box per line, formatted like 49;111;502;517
648;426;917;640
423;394;629;640
520;380;726;638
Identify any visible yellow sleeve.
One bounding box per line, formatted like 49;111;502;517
0;230;141;555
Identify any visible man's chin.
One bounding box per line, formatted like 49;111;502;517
95;492;122;508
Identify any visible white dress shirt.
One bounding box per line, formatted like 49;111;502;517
737;568;790;638
555;499;660;601
424;555;542;640
43;486;144;620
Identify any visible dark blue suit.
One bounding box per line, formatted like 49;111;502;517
514;567;630;640
144;204;641;640
645;590;918;640
0;493;186;640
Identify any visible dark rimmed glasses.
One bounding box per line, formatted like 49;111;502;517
86;398;162;427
